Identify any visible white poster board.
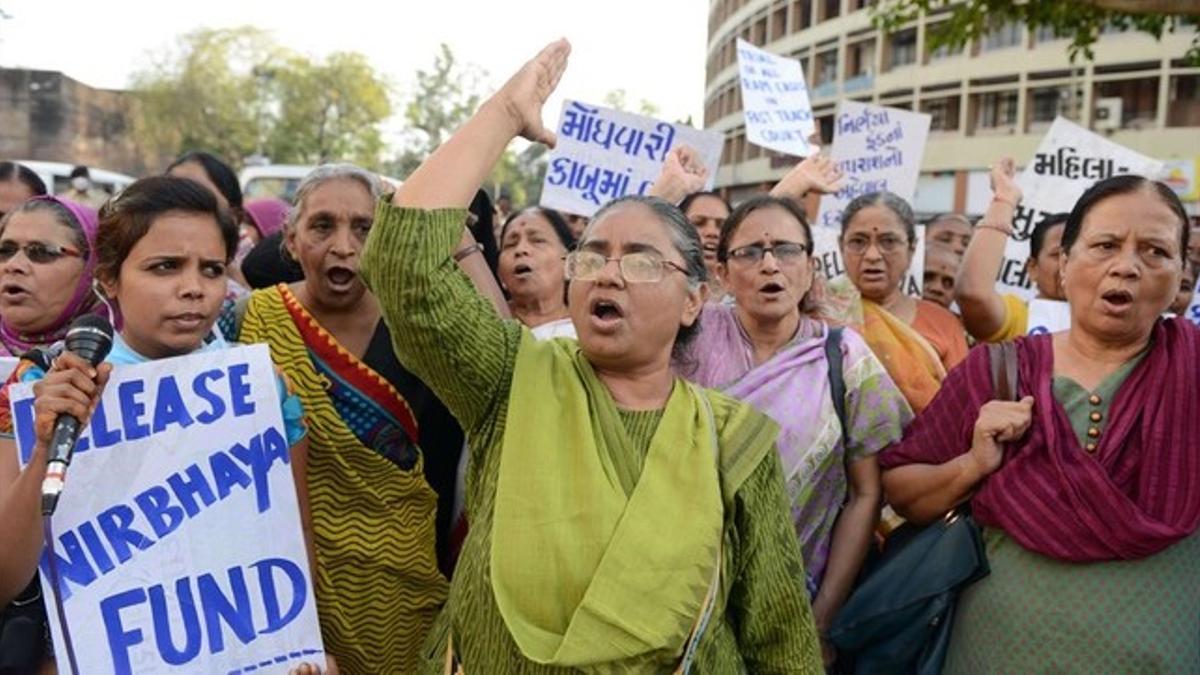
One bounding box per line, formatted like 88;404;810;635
540;100;724;217
12;345;323;674
997;117;1164;301
814;101;931;231
736;38;816;157
1025;299;1072;335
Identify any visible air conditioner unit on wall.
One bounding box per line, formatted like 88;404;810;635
1094;97;1123;131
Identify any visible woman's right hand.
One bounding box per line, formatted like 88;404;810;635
989;157;1022;207
31;352;112;450
494;39;571;147
968;396;1034;477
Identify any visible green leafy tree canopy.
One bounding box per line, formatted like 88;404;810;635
872;0;1199;64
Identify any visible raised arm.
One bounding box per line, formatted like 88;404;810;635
768;153;845;203
360;40;570;434
394;39;568;210
956;159;1023;342
646;145;709;205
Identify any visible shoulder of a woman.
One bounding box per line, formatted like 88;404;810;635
702;388;779;453
916;299;964;326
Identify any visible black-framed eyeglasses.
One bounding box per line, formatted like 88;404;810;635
564;250;688;284
0;241;84;264
727;242;810;265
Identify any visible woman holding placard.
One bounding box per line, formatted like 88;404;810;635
881;175;1200;672
231;164;465;674
360;39;821;672
826;191;968;413
956;159;1069;342
0;176;330;674
680;194;912;666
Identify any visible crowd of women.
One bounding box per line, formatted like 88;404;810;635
0;38;1197;674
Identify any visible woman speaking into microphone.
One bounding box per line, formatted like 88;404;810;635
0;177;332;674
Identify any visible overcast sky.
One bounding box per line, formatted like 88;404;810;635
0;0;709;149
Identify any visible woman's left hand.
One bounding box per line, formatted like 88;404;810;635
494;39;571;147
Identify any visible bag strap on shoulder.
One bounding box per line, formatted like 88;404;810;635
987;341;1020;402
825;327;849;446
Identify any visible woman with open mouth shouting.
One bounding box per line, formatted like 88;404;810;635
360;39;821;673
880;175;1200;674
827;192;969;413
680;195;912;668
230;164;465;674
0;196;105;359
497;206;576;339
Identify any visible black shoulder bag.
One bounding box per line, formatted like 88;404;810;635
827;342;1017;674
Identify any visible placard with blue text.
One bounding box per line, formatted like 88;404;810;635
540;99;724;217
814;101;931;231
997;117;1164;301
736;38;816;157
11;344;323;674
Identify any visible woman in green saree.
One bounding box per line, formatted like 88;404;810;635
359;40;821;674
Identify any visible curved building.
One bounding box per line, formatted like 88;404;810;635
705;0;1200;216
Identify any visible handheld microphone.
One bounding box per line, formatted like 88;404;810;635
40;315;114;516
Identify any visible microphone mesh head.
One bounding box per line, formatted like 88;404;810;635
65;315;115;366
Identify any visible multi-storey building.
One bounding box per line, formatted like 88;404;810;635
705;0;1200;216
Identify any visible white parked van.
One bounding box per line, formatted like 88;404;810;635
15;160;136;197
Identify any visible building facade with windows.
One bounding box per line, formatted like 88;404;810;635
705;0;1200;216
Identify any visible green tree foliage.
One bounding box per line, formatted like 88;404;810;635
388;43;488;179
387;44;548;208
603;88;661;118
872;0;1199;64
266;52;392;166
131;27;277;167
130;27;392;170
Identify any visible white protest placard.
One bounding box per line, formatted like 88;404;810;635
540;100;724;217
0;356;17;383
12;344;323;674
736;39;816;157
1026;299;1072;335
811;225;927;295
814;102;931;231
997;117;1164;301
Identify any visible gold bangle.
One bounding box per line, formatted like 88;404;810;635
453;243;484;262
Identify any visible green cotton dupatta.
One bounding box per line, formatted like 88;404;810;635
491;333;761;669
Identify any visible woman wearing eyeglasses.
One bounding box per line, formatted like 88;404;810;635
681;195;912;667
827;192;969;413
359;40;821;672
0;196;105;358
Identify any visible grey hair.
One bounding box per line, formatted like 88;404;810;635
582;195;709;361
584;195;709;290
927;212;973;229
841;191;917;248
285;163;382;232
